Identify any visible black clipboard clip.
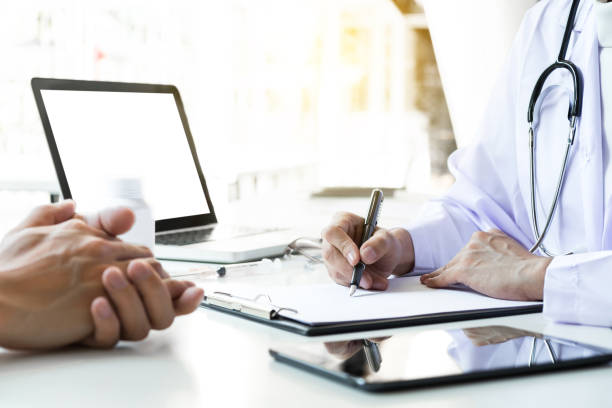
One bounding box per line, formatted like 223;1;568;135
203;292;298;320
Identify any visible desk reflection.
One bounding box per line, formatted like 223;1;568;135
323;326;602;378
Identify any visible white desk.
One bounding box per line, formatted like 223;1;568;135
1;195;611;407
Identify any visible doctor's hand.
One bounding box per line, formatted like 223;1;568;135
321;212;415;290
420;229;551;301
461;326;540;347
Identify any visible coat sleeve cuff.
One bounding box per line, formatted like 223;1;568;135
542;256;580;324
405;221;436;273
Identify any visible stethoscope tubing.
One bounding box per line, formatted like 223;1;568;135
527;0;582;256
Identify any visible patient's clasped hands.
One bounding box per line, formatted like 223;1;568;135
0;200;203;350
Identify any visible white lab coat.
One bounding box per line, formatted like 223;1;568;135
446;330;599;370
407;0;612;326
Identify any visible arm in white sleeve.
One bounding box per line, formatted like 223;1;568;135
406;1;612;327
407;8;536;271
544;252;612;327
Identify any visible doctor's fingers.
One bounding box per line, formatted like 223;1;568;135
420;264;459;288
321;224;361;266
330;212;365;238
360;229;395;264
365;269;390;291
322;242;373;289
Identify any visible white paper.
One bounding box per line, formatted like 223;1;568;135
202;276;541;326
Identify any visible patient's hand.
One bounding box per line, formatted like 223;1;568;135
0;201;203;350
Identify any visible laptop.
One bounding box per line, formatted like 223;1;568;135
31;78;294;263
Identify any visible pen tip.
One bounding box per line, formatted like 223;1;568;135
349;285;357;296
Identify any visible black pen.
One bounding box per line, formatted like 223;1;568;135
349;189;384;296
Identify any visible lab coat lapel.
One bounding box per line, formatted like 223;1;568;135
515;9;560;249
574;14;604;251
515;2;603;253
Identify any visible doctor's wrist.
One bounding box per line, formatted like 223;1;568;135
522;256;552;301
389;227;415;276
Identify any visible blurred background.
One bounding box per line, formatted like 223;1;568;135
0;0;533;235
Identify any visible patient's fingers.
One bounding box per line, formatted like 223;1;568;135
102;266;151;341
165;279;196;299
127;261;174;330
13;200;76;230
83;206;135;237
173;286;204;315
82;297;120;349
106;241;154;262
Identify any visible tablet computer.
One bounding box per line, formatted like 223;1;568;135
269;325;612;392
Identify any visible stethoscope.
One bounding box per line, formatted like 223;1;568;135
527;0;583;256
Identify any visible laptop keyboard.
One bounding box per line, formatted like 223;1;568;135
156;225;276;246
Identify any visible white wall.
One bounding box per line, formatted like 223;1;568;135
421;0;537;148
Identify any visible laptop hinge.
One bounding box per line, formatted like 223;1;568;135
156;224;218;236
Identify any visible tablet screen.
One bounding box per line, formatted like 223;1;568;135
270;325;612;391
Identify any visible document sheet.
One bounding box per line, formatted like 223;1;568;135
202;276;541;326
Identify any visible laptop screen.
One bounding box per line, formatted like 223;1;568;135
39;89;211;222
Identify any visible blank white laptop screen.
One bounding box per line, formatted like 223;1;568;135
40;90;209;220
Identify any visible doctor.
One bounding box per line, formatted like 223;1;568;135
322;0;612;327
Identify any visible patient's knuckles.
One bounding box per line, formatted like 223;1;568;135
81;238;114;258
62;218;88;231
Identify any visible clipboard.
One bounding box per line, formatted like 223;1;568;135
201;290;543;337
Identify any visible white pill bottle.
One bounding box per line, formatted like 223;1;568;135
105;178;155;250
